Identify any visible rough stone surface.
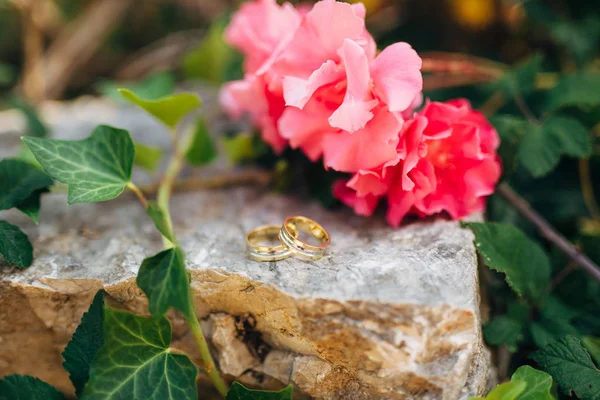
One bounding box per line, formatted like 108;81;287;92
0;98;494;399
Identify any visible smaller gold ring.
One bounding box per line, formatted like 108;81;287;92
279;216;330;260
246;225;296;262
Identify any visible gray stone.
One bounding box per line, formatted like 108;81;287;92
0;98;493;399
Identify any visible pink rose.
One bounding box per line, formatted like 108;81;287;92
334;99;502;226
220;0;423;168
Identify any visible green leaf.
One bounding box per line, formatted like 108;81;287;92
185;118;217;166
222;134;266;164
583;337;600;366
511;366;554;400
136;247;191;318
0;375;64;400
97;72;175;103
463;222;551;301
546;74;600;112
487;54;543;97
23;125;134;204
470;380;527;400
0;159;53;212
529;319;578;349
82;307;198;400
146;202;175;243
226;382;293;400
119;89;201;129
0;220;33;268
134;141;162;171
490;115;527;142
62;290;104;397
16;188;49;224
518;116;591;178
532;336;600;399
484;316;524;351
183;22;236;84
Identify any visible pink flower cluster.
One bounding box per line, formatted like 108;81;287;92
221;0;501;226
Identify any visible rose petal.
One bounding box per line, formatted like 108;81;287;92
371;42;423;112
283;60;341;109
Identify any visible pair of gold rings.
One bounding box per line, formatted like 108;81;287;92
246;216;330;262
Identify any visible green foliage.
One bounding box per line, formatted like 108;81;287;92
471;380;527;400
146;202;175;243
23;125;134;204
0;220;33;268
136;247;192;318
532;336;600;399
97;72;176;103
0;375;64;400
82;307;198;400
222;134;268;164
486;54;542;97
9;98;48;138
546;73;600;112
484;316;524;352
134;141;163;172
185;118;217;166
62;291;105;397
517;116;591;178
119;89;201;129
583;336;600;365
463;222;550;301
510;366;554;400
226;382;294;400
183;21;237;84
0;158;53;222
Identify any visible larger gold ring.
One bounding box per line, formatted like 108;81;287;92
279;216;330;260
246;225;296;262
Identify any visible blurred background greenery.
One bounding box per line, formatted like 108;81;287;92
2;0;600;395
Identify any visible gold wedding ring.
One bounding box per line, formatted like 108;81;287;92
279;216;331;260
246;225;297;262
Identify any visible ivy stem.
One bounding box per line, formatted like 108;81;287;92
127;182;148;209
185;309;229;397
156;127;229;397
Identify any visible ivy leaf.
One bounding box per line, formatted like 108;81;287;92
222;134;267;164
511;366;554;400
16;188;49;224
0;220;33;268
487;54;543;97
532;336;600;399
134;141;162;172
463;222;551;301
146;202;175;243
0;375;64;400
62;290;104;397
119;89;202;129
470;380;527;400
0;159;53;212
82;307;198;400
23;125;134;204
546;73;600;112
226;382;294;400
185;118;217;166
518;116;591;178
484;316;524;351
136;247;191;318
183;21;236;84
583;337;600;366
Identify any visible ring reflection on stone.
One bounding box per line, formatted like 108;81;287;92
279;216;331;260
246;224;296;262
